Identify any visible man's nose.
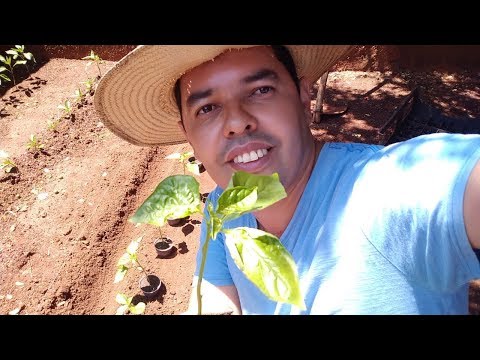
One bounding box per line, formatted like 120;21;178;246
222;104;258;138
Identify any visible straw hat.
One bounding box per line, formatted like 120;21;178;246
94;45;352;146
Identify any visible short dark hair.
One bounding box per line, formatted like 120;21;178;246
173;45;300;120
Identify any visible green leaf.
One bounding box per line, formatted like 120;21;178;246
224;227;305;310
0;55;5;63
126;236;142;255
0;66;7;72
0;74;10;82
129;175;201;227
15;45;22;49
24;53;35;62
117;253;131;267
13;60;27;67
217;186;258;222
179;151;194;161
5;50;17;56
129;302;146;315
227;172;287;211
114;266;128;283
115;305;128;315
115;293;130;305
165;152;181;160
185;161;200;176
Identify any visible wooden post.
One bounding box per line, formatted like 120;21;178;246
313;71;329;123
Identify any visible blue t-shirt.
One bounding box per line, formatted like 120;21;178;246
194;133;480;314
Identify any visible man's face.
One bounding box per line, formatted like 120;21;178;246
179;46;314;191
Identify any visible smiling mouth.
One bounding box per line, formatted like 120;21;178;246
232;148;271;164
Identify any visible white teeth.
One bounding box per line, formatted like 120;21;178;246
233;148;268;164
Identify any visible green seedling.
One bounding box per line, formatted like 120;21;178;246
82;78;95;94
58;100;72;117
165;151;202;176
47;117;61;132
72;88;86;104
0;45;36;85
6;45;36;65
130;172;305;314
114;236;149;315
0;150;16;173
26;134;44;152
81;50;103;77
115;293;145;315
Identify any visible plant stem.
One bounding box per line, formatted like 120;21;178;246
196;221;211;315
196;200;218;315
96;62;101;77
7;65;16;85
135;258;151;287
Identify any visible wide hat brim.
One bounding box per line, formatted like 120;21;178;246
94;45;353;147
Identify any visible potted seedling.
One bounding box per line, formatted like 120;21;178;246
114;236;161;314
153;227;175;258
165;151;203;225
130;171;305;314
130;175;202;257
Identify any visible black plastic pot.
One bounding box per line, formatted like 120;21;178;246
167;218;183;226
139;274;161;299
154;237;175;258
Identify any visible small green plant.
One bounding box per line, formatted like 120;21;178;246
114;236;149;315
0;150;16;173
115;293;145;315
57;100;72;117
26;134;44;152
47;117;61;131
0;45;35;85
72;88;86;104
81;50;104;78
130;172;305;314
82;78;95;94
165;151;202;176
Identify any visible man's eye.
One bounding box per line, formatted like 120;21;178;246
197;104;215;115
253;86;273;95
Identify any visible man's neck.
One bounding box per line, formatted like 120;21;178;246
254;140;323;238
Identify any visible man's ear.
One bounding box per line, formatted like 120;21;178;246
299;77;313;124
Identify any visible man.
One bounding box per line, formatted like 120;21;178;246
95;45;480;314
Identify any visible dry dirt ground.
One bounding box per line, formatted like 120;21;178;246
1;56;479;315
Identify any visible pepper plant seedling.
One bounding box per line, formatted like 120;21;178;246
26;134;44;153
81;50;104;78
130;171;305;314
114;236;150;315
0;45;36;85
165;151;202;176
0;150;16;173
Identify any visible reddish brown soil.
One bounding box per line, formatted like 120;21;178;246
1;52;479;315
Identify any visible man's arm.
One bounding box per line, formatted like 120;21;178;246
182;282;242;315
464;159;480;249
